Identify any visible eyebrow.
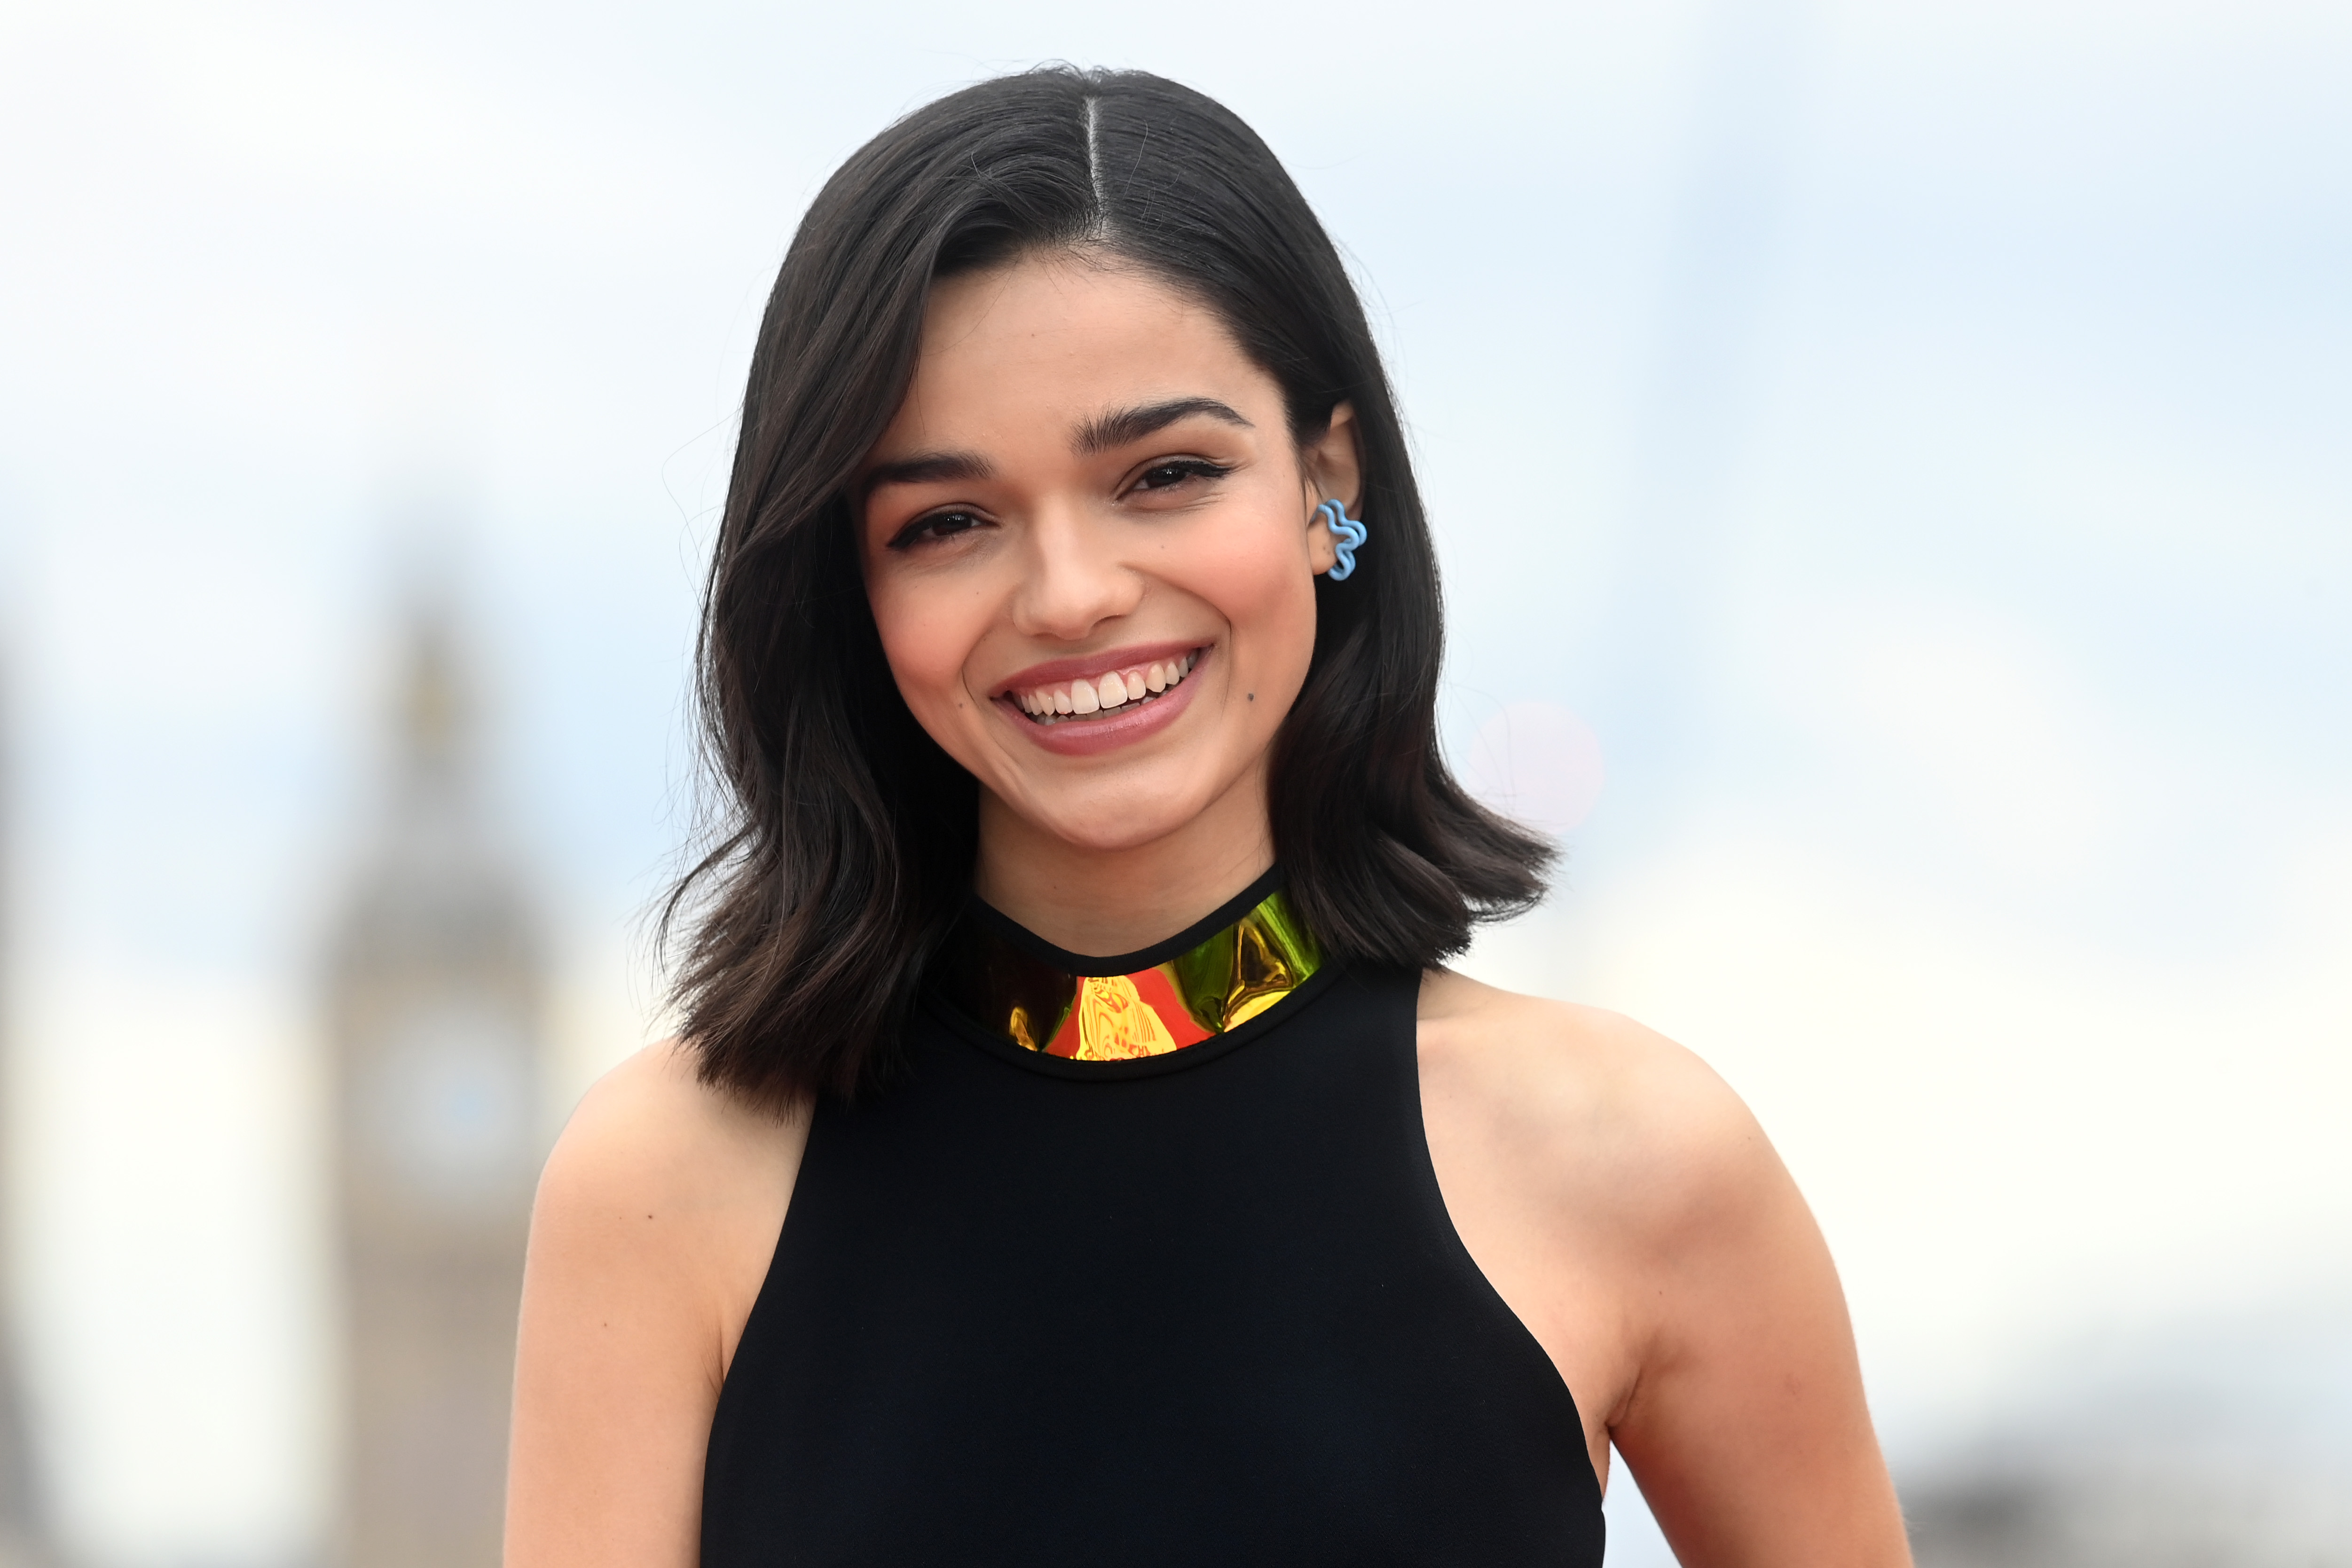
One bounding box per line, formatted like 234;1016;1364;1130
1072;397;1254;456
858;450;995;501
858;397;1253;502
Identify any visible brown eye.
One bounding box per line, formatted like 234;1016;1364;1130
1133;458;1231;493
889;509;988;550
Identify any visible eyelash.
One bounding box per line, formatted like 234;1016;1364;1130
888;509;986;551
885;457;1234;552
1130;457;1233;492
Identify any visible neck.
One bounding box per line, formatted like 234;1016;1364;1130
972;760;1274;956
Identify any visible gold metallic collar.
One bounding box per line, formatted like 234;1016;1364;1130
932;871;1323;1062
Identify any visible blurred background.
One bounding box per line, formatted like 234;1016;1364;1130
0;0;2345;1562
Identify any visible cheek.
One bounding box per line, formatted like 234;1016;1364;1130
867;573;984;717
1175;514;1318;663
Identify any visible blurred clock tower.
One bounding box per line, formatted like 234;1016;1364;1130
326;598;543;1567
0;673;55;1567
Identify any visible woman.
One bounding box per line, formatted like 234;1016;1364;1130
507;67;1911;1567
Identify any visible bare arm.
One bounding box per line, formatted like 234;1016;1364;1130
1605;1055;1907;1566
1419;974;1910;1568
504;1043;805;1568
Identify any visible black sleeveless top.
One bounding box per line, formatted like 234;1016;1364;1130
702;888;1605;1566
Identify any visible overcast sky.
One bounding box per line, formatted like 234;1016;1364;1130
1;0;2347;1561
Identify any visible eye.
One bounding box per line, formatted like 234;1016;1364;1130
888;508;990;551
1130;457;1232;494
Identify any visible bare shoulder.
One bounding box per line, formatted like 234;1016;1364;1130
510;1049;809;1564
543;1039;806;1215
1416;973;1908;1560
1414;969;1781;1250
530;1040;808;1364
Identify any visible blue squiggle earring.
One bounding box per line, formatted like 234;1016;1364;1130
1316;498;1368;581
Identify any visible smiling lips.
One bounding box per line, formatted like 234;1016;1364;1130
1010;651;1201;725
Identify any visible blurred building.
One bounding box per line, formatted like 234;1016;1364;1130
0;688;53;1568
1909;1457;2352;1568
1906;1311;2352;1568
0;1363;45;1568
326;602;544;1567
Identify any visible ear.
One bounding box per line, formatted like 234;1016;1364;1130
1299;401;1363;575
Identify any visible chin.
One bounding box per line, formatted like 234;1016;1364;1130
1044;807;1211;857
1048;824;1193;857
1013;775;1229;857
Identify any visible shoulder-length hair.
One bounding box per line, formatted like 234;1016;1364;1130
668;65;1551;1105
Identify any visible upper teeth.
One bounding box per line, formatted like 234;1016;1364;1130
1014;652;1199;718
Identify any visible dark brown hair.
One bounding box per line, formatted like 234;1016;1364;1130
667;66;1551;1104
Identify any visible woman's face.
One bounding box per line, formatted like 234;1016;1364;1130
857;252;1359;859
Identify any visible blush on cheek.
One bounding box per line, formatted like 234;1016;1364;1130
1172;514;1316;629
1196;540;1319;682
868;594;986;756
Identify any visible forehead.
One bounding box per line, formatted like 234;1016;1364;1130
879;255;1270;453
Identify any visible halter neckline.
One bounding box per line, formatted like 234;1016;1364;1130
931;867;1324;1062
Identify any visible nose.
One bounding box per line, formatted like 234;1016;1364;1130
1008;505;1141;642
